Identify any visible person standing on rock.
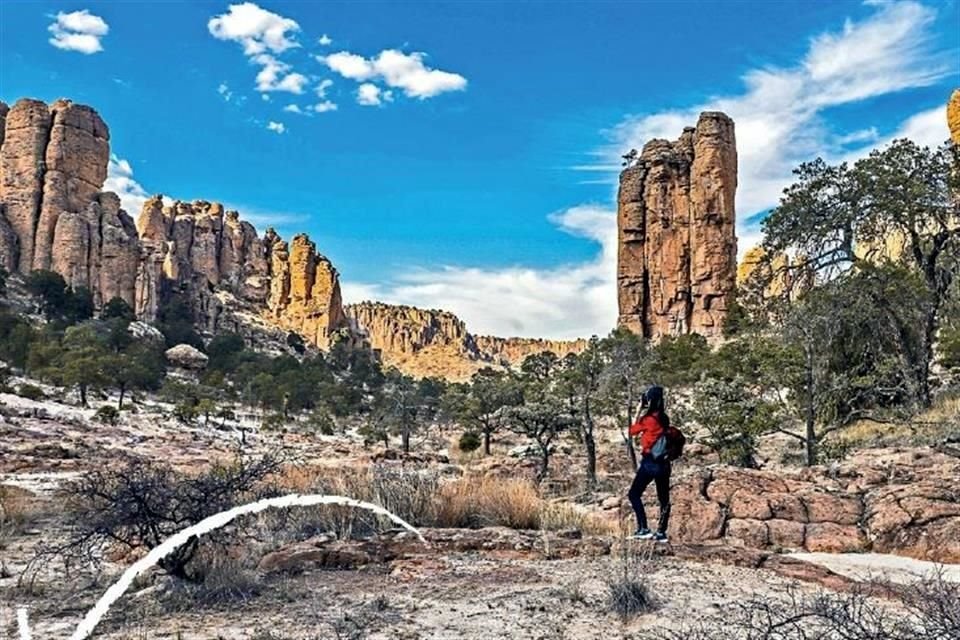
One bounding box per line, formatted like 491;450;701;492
627;385;683;542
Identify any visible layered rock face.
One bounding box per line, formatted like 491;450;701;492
347;302;587;380
617;112;737;341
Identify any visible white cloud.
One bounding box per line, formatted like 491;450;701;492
104;155;150;214
283;104;303;114
602;0;951;254
218;82;233;102
316;78;334;98
209;4;307;95
252;53;308;94
208;2;299;55
48;9;108;54
343;0;953;339
343;206;617;339
318;34;333;46
266;121;286;134
323;48;467;99
312;100;338;113
356;83;384;106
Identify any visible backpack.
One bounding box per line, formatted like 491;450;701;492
651;426;686;462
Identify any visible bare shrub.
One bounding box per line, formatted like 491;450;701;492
640;572;960;640
607;576;654;619
28;453;283;583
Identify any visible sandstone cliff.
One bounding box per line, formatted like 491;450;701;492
0;98;138;302
347;302;587;381
0;98;348;351
1;96;590;378
617;112;737;341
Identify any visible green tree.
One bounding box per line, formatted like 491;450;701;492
101;297;135;322
761;140;959;407
597;328;655;470
504;397;575;482
57;325;110;406
105;344;166;408
556;338;604;487
25;270;69;320
771;273;920;465
682;377;777;468
446;368;522;455
156;294;203;349
207;333;246;372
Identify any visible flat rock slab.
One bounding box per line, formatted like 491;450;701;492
789;552;960;585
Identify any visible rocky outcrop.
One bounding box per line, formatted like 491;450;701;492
264;233;347;350
473;336;589;367
617;112;737;341
656;448;960;563
346;302;587;380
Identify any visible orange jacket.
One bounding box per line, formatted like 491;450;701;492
629;412;665;455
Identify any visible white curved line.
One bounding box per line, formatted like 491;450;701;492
60;493;424;640
18;607;31;640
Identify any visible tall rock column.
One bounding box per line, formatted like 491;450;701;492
0;99;52;273
33;100;110;271
617;112;737;341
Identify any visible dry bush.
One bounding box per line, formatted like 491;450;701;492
274;465;440;539
27;453;283;584
841;393;960;450
539;500;617;535
157;551;263;612
640;572;959;640
433;476;541;529
274;464;615;536
0;484;43;549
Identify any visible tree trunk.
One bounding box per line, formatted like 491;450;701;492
402;426;411;453
538;440;550;482
804;349;817;466
583;399;597;488
117;385;126;410
79;384;88;407
483;427;492;455
918;309;936;408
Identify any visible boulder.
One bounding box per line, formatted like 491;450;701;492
165;344;208;370
128;321;165;343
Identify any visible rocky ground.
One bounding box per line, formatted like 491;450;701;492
2;388;959;639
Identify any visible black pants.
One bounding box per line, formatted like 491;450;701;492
628;456;671;533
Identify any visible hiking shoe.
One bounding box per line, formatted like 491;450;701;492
632;528;654;540
652;532;669;543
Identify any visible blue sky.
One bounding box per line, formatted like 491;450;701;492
1;0;957;338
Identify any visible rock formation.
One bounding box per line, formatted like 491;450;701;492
737;246;791;297
617;112;737;341
949;88;960;145
0;96;588;378
0;97;348;350
664;447;960;562
347;302;587;380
